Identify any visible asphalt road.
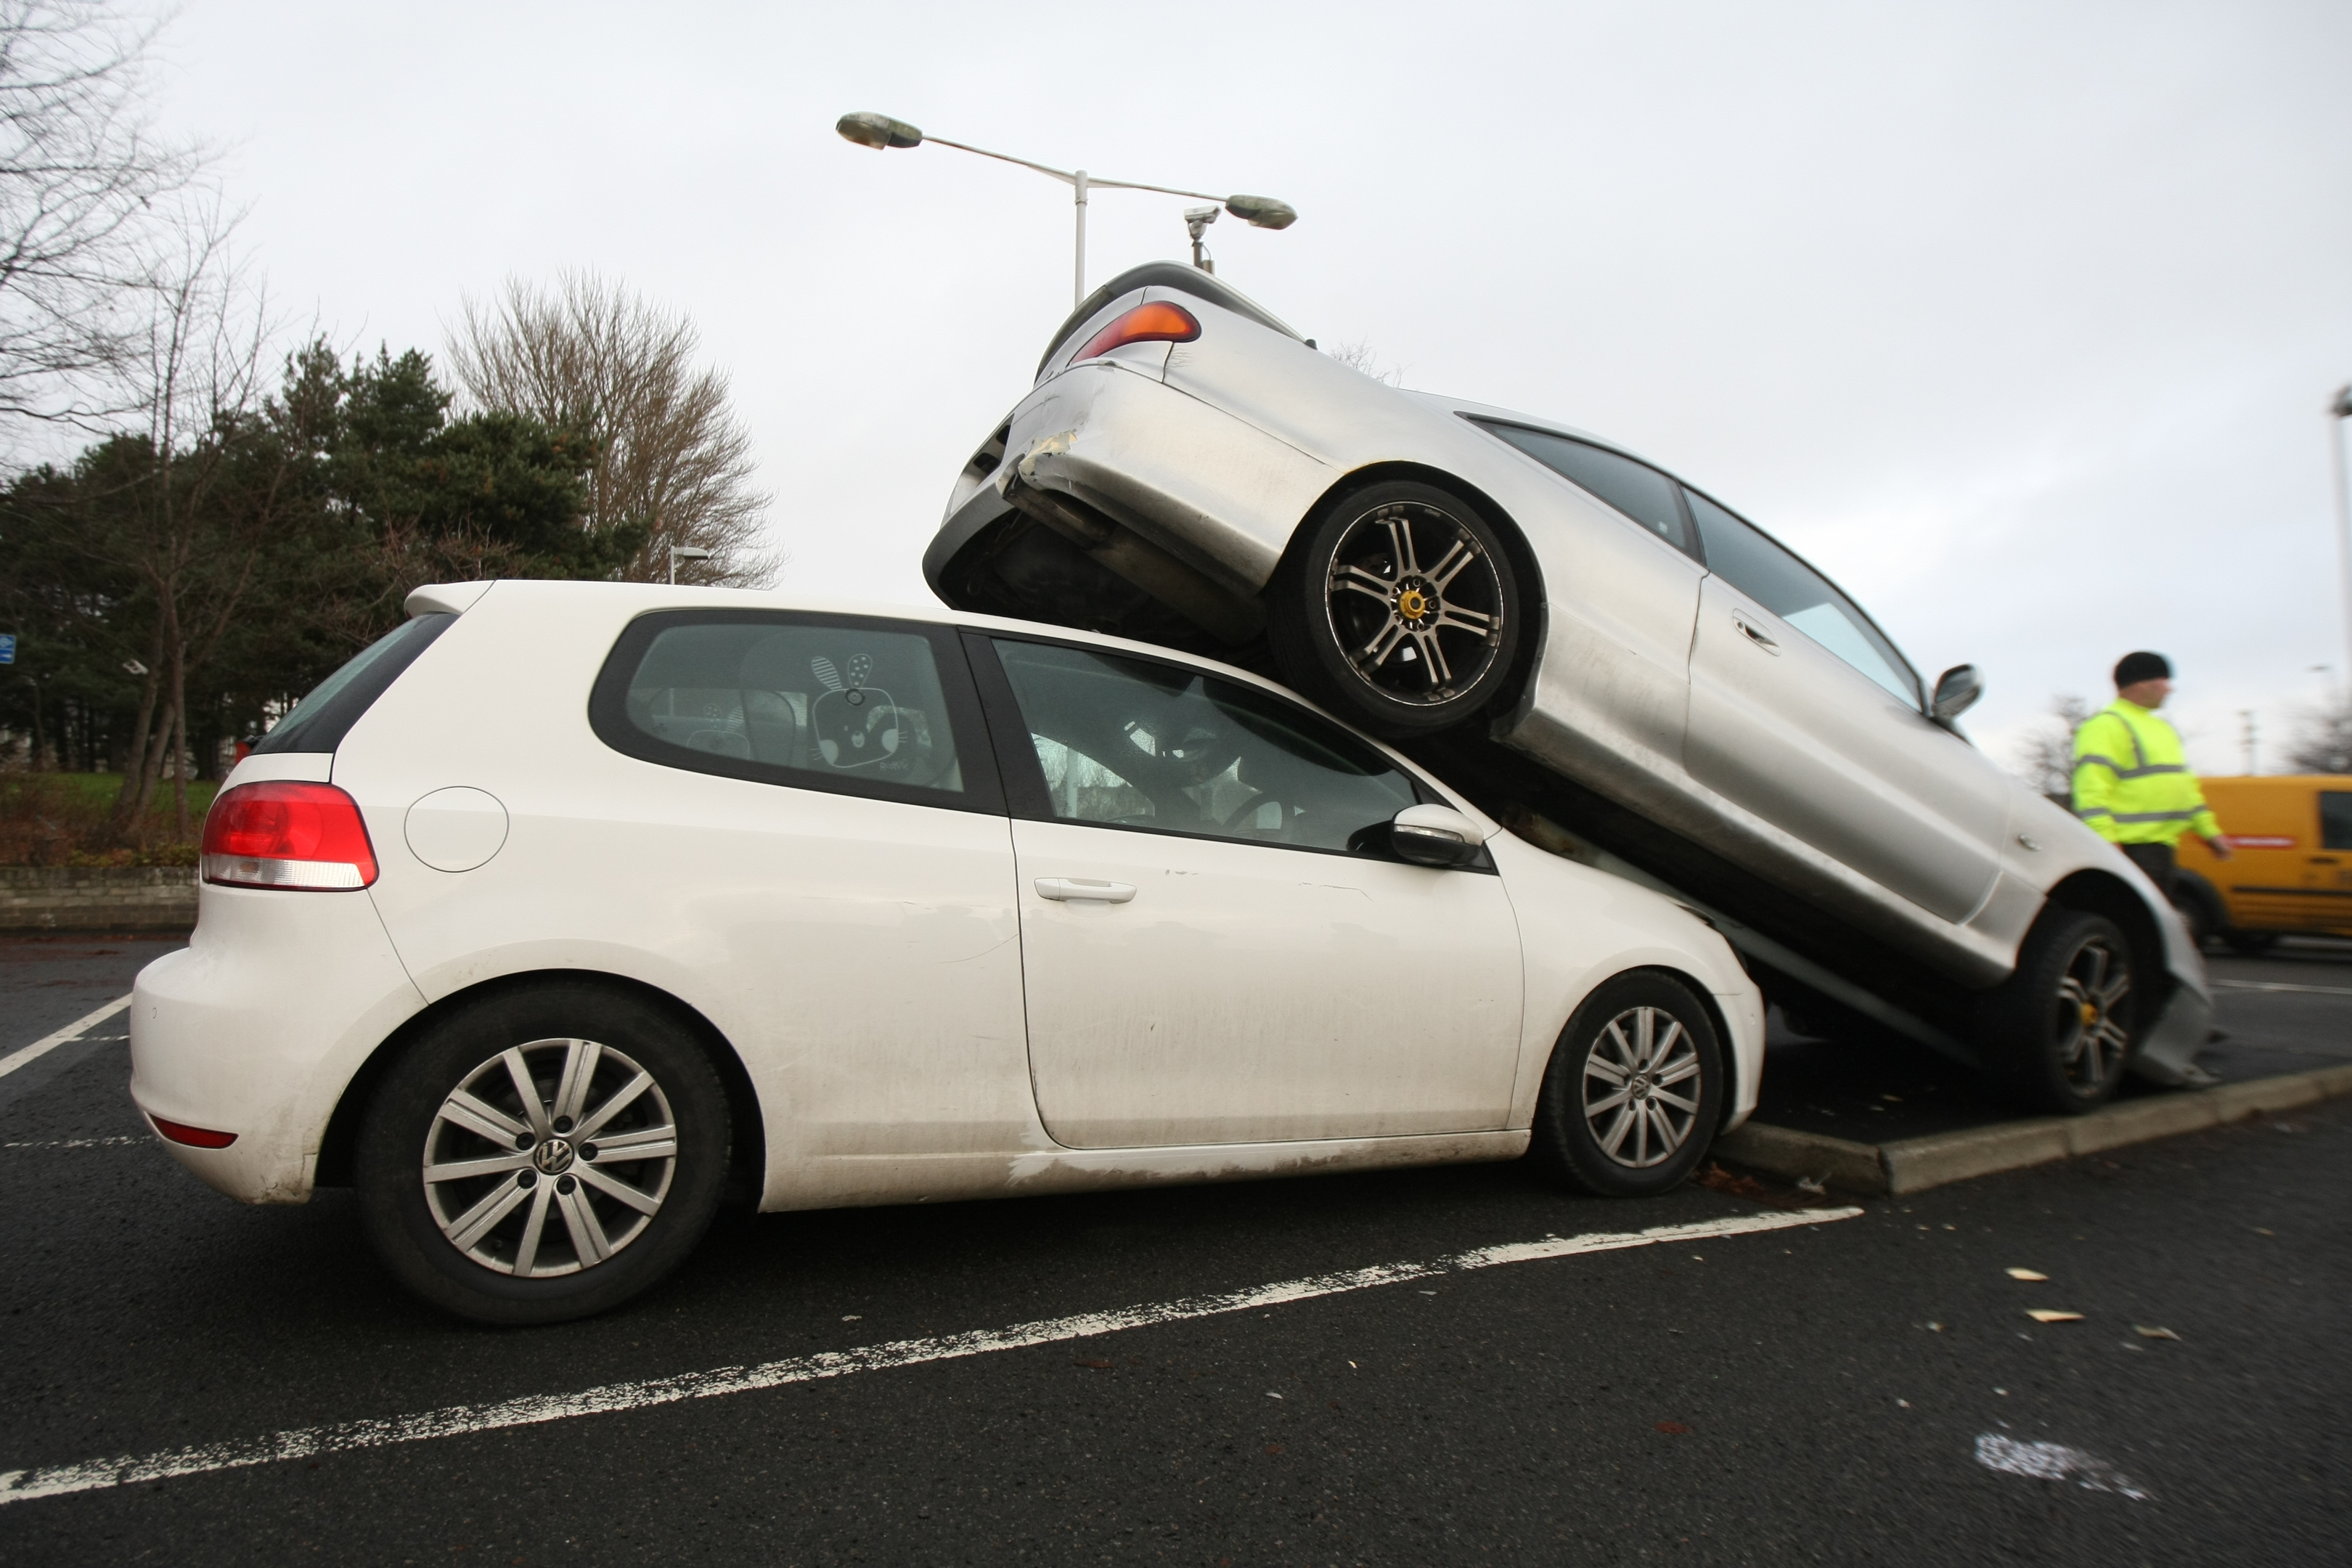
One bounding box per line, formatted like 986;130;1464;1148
0;936;2345;1565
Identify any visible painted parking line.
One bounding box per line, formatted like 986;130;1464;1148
2211;978;2352;998
0;1136;142;1151
0;1204;1861;1506
0;995;131;1081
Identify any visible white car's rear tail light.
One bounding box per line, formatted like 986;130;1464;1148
200;781;379;890
150;1114;237;1148
1073;301;1200;362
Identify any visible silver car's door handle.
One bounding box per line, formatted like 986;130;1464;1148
1034;877;1137;903
1732;614;1779;653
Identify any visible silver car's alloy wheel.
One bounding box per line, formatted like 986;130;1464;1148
1323;500;1507;706
1582;1005;1702;1169
422;1037;678;1278
2051;935;2131;1093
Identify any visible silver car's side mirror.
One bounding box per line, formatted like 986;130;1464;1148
1389;804;1487;868
1931;663;1984;722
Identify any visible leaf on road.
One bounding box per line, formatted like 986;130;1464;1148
1072;1357;1114;1370
2133;1326;2181;1342
1655;1421;1691;1434
2006;1267;2049;1281
2026;1310;2084;1323
1263;1443;1283;1455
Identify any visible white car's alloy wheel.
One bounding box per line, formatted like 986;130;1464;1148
422;1038;679;1277
1531;971;1723;1198
1581;1005;1704;1169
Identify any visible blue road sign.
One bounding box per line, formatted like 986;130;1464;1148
0;633;15;665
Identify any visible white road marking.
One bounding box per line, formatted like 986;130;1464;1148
1;1137;141;1151
1974;1434;2151;1500
0;996;133;1082
2210;978;2352;997
0;1204;1860;1506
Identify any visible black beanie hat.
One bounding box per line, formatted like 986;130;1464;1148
2114;650;2171;687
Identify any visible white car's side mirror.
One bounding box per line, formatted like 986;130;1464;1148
1389;804;1487;868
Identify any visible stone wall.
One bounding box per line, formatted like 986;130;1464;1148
0;866;197;934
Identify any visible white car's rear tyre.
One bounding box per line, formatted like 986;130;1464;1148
1268;481;1522;739
355;981;732;1325
1530;971;1724;1198
1977;908;2136;1115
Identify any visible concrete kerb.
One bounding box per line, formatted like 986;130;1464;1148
1715;1062;2352;1198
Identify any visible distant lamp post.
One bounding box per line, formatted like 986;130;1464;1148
834;111;1297;307
668;545;711;584
2332;385;2352;690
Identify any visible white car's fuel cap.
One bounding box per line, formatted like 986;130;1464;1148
404;787;509;873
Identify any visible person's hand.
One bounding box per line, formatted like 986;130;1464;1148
2204;834;2234;862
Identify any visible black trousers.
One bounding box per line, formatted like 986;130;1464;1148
2120;841;2176;899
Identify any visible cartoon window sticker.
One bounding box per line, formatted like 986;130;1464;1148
810;652;902;769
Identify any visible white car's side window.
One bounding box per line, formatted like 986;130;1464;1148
1681;488;1922;706
593;613;985;804
992;640;1421;854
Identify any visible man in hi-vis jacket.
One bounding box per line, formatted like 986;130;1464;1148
2072;650;2231;897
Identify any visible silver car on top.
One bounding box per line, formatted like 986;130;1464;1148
924;262;2211;1116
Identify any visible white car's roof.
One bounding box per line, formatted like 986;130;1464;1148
401;578;1506;834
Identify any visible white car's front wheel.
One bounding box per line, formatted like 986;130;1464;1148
1269;481;1522;738
355;981;732;1325
1529;971;1725;1198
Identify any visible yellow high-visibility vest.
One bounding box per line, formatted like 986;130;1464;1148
2071;699;2221;846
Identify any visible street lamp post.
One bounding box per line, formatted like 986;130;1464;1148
835;112;1297;308
2332;385;2352;691
668;544;711;584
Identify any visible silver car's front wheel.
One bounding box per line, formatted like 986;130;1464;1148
422;1038;678;1278
356;981;731;1325
1269;480;1523;740
1979;908;2137;1115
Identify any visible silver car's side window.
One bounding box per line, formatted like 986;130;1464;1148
1477;422;1700;560
992;640;1421;854
1682;488;1922;706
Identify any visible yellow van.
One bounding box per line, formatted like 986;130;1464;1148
2173;775;2352;952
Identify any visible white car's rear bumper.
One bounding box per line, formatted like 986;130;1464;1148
130;883;425;1204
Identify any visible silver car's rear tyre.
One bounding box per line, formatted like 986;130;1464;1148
1530;971;1725;1198
1268;481;1522;739
1977;909;2136;1115
355;981;732;1325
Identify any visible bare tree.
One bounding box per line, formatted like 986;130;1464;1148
76;204;279;838
2284;698;2352;774
1324;338;1405;387
2012;693;2093;804
446;272;775;586
0;1;203;432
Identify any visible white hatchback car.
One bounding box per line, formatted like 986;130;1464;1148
134;581;1762;1323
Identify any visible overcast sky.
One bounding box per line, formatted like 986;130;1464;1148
141;0;2352;775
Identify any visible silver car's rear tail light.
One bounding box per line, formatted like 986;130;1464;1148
1073;301;1199;362
200;780;379;890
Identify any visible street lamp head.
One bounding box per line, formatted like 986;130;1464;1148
2332;383;2352;421
1224;194;1297;230
836;112;923;150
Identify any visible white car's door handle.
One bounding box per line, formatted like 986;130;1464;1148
1732;614;1779;653
1034;877;1137;904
